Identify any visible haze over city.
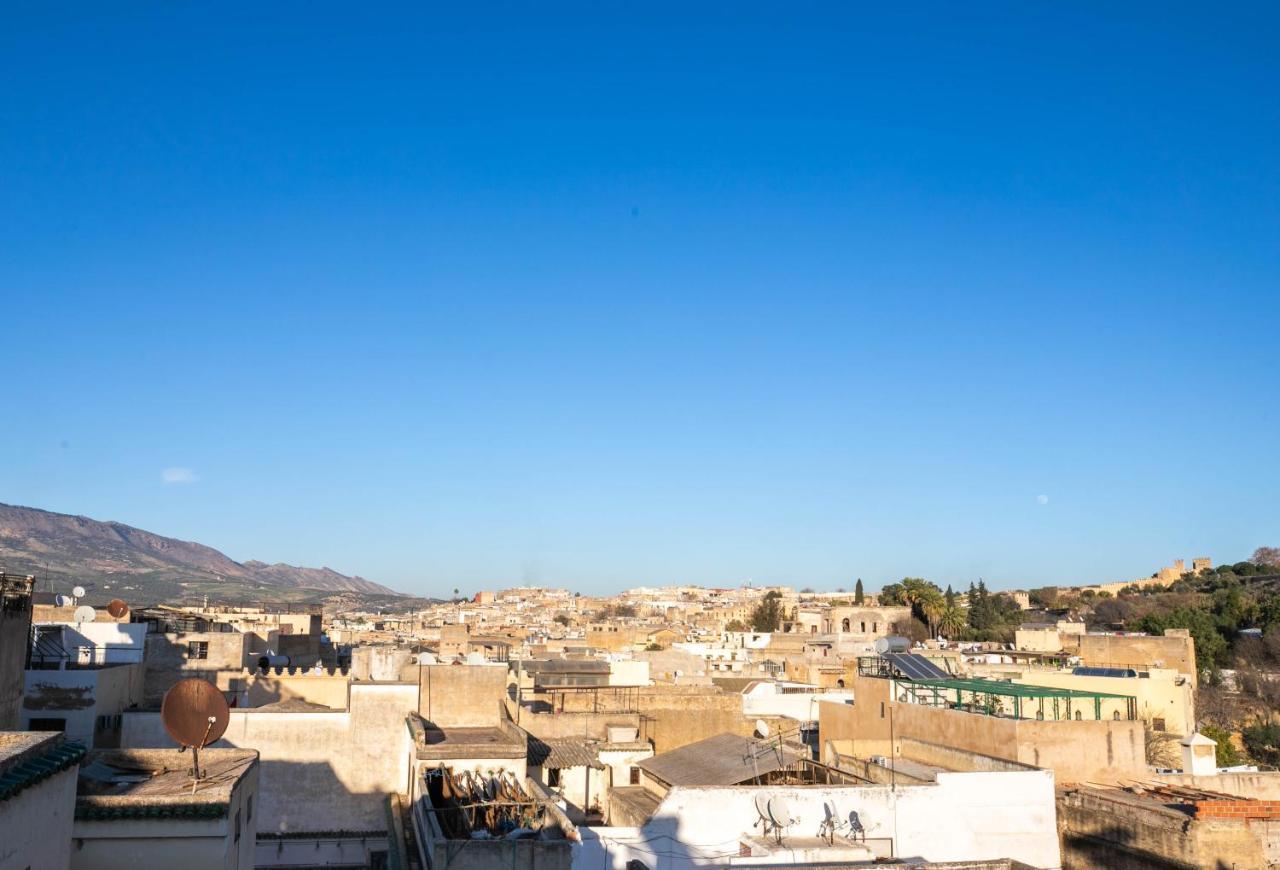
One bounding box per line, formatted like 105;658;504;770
3;5;1277;596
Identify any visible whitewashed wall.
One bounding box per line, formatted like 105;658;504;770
574;769;1060;869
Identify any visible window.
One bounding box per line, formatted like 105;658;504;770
629;767;640;785
873;623;879;633
188;641;209;660
860;621;866;633
548;768;561;787
841;618;851;632
1152;718;1166;732
880;702;885;719
28;718;66;732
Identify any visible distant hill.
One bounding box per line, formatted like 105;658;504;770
0;502;402;604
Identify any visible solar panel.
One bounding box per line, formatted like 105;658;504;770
884;652;949;680
1071;666;1137;678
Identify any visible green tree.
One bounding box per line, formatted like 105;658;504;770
750;591;784;632
938;603;967;638
1243;718;1280;767
554;614;571;626
725;618;747;632
854;579;864;605
1135;607;1228;676
879;582;906;606
1200;725;1241;767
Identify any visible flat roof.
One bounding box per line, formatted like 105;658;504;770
76;749;257;820
410;715;527;760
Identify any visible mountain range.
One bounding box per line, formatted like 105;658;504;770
0;502;401;604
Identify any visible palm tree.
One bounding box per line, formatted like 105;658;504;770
918;587;944;638
938;603;967;639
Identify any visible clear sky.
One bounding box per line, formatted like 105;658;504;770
2;4;1277;596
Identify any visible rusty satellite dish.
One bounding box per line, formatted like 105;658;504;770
106;598;130;619
161;678;230;786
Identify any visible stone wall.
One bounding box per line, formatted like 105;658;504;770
143;631;251;706
1058;787;1280;869
553;685;752;753
419;663;507;727
1155;770;1280;800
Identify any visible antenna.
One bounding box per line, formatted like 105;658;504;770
161;678;230;792
106;599;130;620
73;605;97;625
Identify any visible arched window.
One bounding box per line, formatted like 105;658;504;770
1074;711;1083;721
841;618;851;632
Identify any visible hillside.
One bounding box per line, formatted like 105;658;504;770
0;502;402;604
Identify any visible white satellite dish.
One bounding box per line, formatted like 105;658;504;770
73;605;97;624
54;594;74;607
754;793;771;822
768;795;794;827
72;585;87;600
755;718;770;738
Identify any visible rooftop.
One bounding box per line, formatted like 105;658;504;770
0;733;85;803
638;732;804;787
76;748;258;820
527;736;604;770
408;714;527;761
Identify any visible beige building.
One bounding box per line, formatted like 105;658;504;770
72;748;258;870
0;732;84;870
822;673;1147;786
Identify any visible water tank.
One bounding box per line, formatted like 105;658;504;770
874;636;911;655
258;654;291;670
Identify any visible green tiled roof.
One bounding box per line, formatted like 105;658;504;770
76;801;228;821
0;741;86;802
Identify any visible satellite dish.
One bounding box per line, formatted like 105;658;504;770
754;793;771;821
72;585;86;600
755;718;770;738
824;800;838;822
161;678;230;786
73;605;97;624
54;594;74;608
107;599;130;619
768;796;794;827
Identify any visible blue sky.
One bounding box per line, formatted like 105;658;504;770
2;4;1277;596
